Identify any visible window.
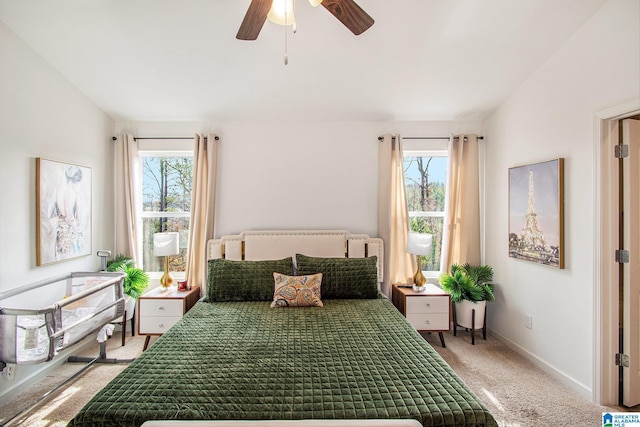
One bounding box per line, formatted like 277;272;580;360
140;151;194;274
404;147;448;275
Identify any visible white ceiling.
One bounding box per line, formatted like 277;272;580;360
0;0;608;122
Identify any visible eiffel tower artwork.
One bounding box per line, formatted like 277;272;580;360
520;171;548;250
509;159;564;268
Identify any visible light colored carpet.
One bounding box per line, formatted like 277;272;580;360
0;329;620;426
421;330;617;426
0;333;153;427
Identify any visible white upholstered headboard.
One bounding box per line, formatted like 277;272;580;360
206;230;384;283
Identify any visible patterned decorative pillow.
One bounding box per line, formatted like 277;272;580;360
295;254;379;299
270;273;324;308
207;257;294;302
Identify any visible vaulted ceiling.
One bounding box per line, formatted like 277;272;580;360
0;0;608;122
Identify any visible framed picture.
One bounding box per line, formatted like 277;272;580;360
508;158;564;269
36;158;92;266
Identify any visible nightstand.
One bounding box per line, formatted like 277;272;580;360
392;283;450;347
138;285;200;350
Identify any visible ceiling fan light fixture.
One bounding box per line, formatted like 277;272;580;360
268;0;296;26
236;0;373;43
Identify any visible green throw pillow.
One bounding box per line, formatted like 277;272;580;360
207;257;294;302
295;254;379;299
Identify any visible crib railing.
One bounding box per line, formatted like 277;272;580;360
0;272;125;365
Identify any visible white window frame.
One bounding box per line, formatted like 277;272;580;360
139;149;193;280
403;145;448;278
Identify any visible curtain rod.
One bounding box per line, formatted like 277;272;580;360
377;135;484;141
111;136;220;141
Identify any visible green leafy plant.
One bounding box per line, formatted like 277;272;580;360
107;254;150;299
439;263;495;303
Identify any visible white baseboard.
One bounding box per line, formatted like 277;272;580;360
488;328;593;400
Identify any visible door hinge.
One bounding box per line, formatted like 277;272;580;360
616;353;630;368
615;144;629;158
616;249;630;263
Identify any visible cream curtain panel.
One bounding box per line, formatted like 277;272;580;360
186;133;219;296
441;134;481;274
114;134;142;265
378;134;416;296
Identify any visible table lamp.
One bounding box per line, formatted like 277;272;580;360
407;232;433;292
153;232;179;291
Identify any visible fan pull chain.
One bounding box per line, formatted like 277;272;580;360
284;25;288;65
292;0;297;34
283;0;295;65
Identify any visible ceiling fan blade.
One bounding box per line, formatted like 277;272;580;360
321;0;374;35
236;0;273;40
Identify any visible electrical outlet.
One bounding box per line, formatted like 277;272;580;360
2;363;16;380
525;314;533;329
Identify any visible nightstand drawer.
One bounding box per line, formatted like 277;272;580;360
138;286;200;351
139;316;181;334
406;296;449;314
139;299;183;317
406;313;449;331
392;284;450;347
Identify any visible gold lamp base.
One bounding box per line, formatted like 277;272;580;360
160;256;174;291
412;255;427;293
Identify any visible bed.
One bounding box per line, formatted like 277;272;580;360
68;230;497;427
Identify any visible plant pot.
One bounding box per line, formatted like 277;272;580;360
455;300;486;330
124;295;136;321
112;295;137;346
114;295;136;323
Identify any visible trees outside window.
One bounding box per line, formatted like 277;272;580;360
404;151;447;274
140;153;194;273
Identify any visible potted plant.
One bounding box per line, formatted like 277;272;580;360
107;254;150;342
107;254;150;299
439;263;494;344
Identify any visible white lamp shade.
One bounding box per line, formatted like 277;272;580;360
153;232;179;257
268;0;296;26
407;232;433;256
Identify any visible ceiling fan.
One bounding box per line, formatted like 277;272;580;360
236;0;374;41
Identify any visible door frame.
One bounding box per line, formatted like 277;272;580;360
595;98;640;405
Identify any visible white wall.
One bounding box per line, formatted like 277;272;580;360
483;0;639;398
0;21;115;397
115;120;482;238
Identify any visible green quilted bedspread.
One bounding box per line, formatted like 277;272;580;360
68;298;497;427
